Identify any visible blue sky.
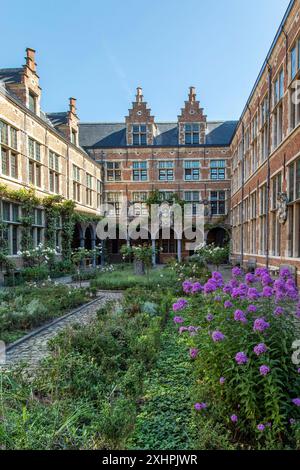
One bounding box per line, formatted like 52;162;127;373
0;0;291;122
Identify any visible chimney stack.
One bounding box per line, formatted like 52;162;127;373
189;86;196;102
136;87;143;103
26;48;36;72
69;97;77;115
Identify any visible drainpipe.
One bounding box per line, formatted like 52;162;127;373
241;123;245;268
266;62;272;270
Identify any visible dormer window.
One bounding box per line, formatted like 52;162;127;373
132;125;147;145
71;129;77;145
28;91;37;113
184;124;200;144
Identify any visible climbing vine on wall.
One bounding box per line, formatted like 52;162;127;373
0;184;102;263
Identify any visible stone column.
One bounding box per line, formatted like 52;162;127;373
177;239;182;262
152;239;156;267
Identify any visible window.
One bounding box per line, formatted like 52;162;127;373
107;192;120;216
210;160;226;180
132;125;147;145
184;191;200;215
72;165;81;202
291;45;297;81
86;173;93;206
49;151;59;193
210;191;226;215
10;127;17;150
0;120;8;144
259;185;267;254
71;129;77;145
28;138;41;161
106;162;121;181
132;192;148;216
158;161;174;181
274;69;284;106
288;158;300;202
28;91;36;113
0;120;19;179
0;201;21;255
184;124;200;144
184;160;200;181
133;161;147;181
260;95;269;161
97;180;102;208
272;172;282;210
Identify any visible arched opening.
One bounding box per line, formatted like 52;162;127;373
84;226;93;250
157;228;177;264
206;227;229;247
72;223;82;250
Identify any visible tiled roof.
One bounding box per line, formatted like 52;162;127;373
79;120;238;148
0;68;23;85
46;112;69;127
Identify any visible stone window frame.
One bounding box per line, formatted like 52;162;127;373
183;160;200;181
106;161;121;181
184;123;200;145
209;190;226;216
132;124;147;146
210;159;226;180
0;119;19;180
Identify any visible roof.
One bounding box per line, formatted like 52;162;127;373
79;120;238;148
0;68;23;85
46;112;69;127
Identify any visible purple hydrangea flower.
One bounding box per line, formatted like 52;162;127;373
206;314;214;322
182;280;193;294
178;326;188;334
173;298;188;312
234;309;247;323
224;300;233;309
259;365;270;376
173;316;184;324
274;306;284;316
245;272;255;284
212;331;225;342
214;295;222;302
194;402;207;411
235;352;248;365
232;267;242;277
247;287;260;300
253;318;270;333
189;348;199;359
253;343;267;356
257;424;265;432
247;304;257;313
230;414;238;423
192;282;203;294
219;377;226;385
292;398;300;407
262;286;273;298
290;418;296;425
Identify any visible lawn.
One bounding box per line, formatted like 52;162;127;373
91;264;178;291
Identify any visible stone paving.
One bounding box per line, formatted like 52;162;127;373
3;291;123;369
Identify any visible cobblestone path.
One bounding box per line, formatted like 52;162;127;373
3;291;123;369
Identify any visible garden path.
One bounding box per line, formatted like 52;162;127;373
3;291;122;369
127;318;195;450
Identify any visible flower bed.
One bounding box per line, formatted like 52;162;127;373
172;267;300;449
0;283;93;343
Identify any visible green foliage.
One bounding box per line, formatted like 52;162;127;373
195;243;229;267
0;283;92;343
0;287;172;449
91;265;178;291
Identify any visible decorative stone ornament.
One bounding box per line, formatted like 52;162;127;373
277;192;288;224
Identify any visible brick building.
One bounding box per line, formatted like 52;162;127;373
2;0;300;273
230;0;300;277
79;87;235;262
0;48;103;274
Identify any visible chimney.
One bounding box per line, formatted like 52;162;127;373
189;86;196;102
26;48;36;72
136;87;143;103
69;97;77;115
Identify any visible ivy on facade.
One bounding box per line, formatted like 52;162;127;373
0;184;101;262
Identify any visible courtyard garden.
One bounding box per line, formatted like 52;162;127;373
0;245;300;449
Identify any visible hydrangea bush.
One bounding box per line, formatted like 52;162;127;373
173;267;300;448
